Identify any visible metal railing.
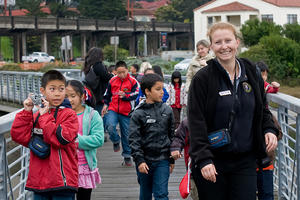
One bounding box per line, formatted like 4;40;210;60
0;70;299;199
267;93;300;199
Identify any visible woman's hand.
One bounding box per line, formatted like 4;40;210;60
138;162;149;174
265;132;278;152
201;164;218;183
170;150;182;160
101;105;108;117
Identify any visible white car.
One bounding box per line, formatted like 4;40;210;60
174;59;192;71
22;52;55;63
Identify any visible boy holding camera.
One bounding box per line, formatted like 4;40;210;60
11;70;78;200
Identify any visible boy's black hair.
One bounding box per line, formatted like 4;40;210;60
131;64;139;72
152;65;164;80
144;68;154;74
171;71;182;87
66;80;96;108
115;61;127;69
108;65;115;73
256;61;269;72
141;74;163;97
41;70;66;88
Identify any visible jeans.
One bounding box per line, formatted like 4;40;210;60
136;159;170;200
257;169;274;200
34;192;75;200
106;110;131;158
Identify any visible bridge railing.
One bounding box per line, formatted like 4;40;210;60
0;70;299;199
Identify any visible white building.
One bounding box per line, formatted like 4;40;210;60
193;0;300;47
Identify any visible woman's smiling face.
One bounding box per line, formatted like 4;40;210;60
210;28;240;63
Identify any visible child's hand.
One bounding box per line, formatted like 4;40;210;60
138;162;149;174
101;105;108;117
23;95;34;111
271;81;280;88
37;98;49;115
119;91;125;98
170;164;175;174
170;150;182;160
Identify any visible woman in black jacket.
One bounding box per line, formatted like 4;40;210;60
82;47;113;113
188;22;278;200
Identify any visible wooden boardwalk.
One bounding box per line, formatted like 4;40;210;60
91;140;187;200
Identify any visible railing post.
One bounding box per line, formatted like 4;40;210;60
277;106;284;199
0;135;7;200
296;114;300;199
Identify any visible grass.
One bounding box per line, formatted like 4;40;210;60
279;85;300;98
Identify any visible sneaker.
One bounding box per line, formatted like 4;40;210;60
104;134;108;143
123;157;133;167
113;143;120;152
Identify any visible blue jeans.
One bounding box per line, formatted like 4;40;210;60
106;110;131;158
136;159;170;200
34;192;75;200
257;169;274;200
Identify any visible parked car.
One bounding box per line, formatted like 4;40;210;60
174;58;192;71
22;52;55;63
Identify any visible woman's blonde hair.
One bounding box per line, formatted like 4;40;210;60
196;39;210;48
207;22;239;42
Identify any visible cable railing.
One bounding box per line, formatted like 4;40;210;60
0;70;299;199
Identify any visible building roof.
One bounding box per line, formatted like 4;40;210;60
202;2;258;13
194;0;300;12
262;0;300;7
136;0;169;10
1;6;78;16
133;9;155;16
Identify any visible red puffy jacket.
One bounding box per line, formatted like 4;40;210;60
104;73;139;116
11;107;78;193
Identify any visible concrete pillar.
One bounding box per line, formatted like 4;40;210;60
188;33;194;51
169;35;176;50
21;32;26;56
41;32;47;53
221;15;227;22
13;34;21;63
69;35;73;60
81;33;87;59
241;14;249;26
129;34;136;56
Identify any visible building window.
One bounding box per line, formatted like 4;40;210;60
261;14;273;22
207;17;213;25
287;14;297;24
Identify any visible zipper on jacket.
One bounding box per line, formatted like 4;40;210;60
58;149;67;186
118;80;123;113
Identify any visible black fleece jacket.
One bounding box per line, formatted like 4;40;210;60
187;58;278;169
129;101;175;167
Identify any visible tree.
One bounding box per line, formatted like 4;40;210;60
49;2;78;18
240;18;282;47
283;23;300;44
155;0;211;22
78;0;126;20
17;0;48;17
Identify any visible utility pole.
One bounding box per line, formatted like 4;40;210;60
4;0;7;16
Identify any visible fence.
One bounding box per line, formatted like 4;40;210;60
0;70;299;199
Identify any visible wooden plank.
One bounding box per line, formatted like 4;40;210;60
91;140;186;200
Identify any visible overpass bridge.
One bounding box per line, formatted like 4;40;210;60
0;16;194;62
0;70;300;199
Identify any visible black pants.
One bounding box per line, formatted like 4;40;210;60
192;153;257;200
172;107;181;129
77;188;92;200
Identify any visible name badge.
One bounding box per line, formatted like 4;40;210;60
146;119;156;124
219;90;232;96
33;128;43;135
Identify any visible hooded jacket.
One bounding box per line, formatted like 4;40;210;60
129;101;175;167
77;105;104;170
11;99;79;193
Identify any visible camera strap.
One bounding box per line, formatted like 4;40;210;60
228;61;238;133
32;107;59;134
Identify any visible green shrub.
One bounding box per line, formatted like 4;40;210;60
103;45;129;62
240;18;282;47
283;23;300;44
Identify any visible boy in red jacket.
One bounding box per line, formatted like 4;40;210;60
11;70;78;200
102;61;139;166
